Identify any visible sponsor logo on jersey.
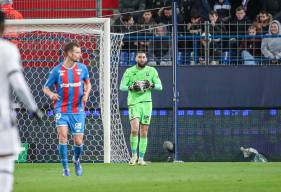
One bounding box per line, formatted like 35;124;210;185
60;82;81;88
75;123;82;129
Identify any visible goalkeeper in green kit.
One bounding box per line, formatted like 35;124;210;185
120;51;162;165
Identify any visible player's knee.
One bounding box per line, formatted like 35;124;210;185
74;140;83;146
131;128;138;136
140;126;148;137
58;133;68;143
73;135;83;145
59;137;67;144
140;131;148;137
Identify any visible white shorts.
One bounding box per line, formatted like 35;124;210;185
0;127;21;158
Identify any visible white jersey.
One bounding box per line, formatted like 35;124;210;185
0;38;38;156
0;39;21;130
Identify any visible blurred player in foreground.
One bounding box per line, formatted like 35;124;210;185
0;10;43;192
43;42;91;176
120;51;162;165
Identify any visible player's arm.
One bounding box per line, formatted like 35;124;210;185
6;45;43;120
42;69;60;101
82;65;91;103
119;69;131;91
120;69;142;92
83;79;91;103
151;69;162;91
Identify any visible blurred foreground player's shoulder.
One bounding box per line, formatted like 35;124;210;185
0;38;21;71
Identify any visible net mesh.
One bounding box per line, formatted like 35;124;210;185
5;20;130;163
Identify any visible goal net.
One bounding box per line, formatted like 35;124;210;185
5;18;130;163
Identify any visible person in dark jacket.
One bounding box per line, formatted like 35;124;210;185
240;25;261;65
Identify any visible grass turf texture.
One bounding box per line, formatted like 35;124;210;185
15;163;281;192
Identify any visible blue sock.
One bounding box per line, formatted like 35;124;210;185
59;144;68;169
74;144;83;162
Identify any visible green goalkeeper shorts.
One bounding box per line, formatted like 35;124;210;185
129;102;152;125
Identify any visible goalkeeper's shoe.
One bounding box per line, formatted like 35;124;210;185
129;155;138;166
137;159;147;166
63;168;70;176
74;160;83;176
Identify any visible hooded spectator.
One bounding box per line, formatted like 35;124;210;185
261;20;281;64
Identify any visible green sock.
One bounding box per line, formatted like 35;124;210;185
139;137;148;159
130;135;138;156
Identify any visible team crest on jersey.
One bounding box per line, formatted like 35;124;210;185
146;72;150;76
75;68;82;75
58;70;65;76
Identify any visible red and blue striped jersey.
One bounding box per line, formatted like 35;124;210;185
44;62;90;114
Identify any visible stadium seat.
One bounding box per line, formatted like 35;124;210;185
120;51;129;66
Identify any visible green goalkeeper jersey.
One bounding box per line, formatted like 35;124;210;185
119;65;162;106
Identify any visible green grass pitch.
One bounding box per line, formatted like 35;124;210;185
15;163;281;192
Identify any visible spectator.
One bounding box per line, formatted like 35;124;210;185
203;11;226;65
231;6;251;35
230;6;251;63
187;13;203;35
112;14;138;53
253;11;272;35
145;0;172;19
156;6;184;32
262;0;281;22
0;0;23;45
0;0;23;19
213;0;231;23
240;25;261;65
261;20;281;64
229;0;241;19
137;10;157;52
148;25;172;65
186;13;203;64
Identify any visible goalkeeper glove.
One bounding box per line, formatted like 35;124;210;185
144;80;154;90
129;82;142;92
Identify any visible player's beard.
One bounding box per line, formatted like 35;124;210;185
137;61;147;68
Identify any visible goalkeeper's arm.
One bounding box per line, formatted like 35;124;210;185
151;69;162;91
119;69;131;91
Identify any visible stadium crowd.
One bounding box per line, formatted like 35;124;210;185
1;0;281;65
113;0;281;65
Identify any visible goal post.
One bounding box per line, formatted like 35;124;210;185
5;18;129;163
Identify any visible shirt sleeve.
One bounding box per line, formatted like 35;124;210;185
5;43;22;76
152;68;162;91
5;43;38;112
44;68;57;88
119;69;130;91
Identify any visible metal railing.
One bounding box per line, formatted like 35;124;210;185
112;22;281;66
